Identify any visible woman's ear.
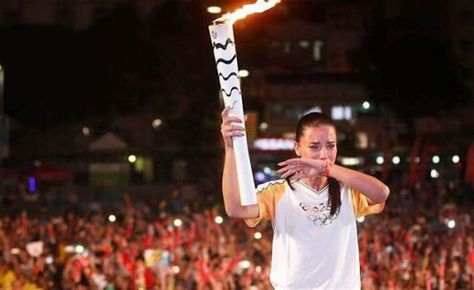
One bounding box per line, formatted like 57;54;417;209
294;141;301;157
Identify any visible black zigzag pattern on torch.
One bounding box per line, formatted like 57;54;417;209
216;54;237;65
213;38;234;50
221;87;241;97
219;72;238;81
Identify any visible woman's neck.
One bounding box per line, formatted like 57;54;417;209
303;176;328;191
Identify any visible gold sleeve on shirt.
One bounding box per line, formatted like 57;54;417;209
351;189;385;219
244;181;286;227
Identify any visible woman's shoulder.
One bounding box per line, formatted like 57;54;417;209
255;179;287;195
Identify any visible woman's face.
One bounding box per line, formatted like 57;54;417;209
295;125;337;164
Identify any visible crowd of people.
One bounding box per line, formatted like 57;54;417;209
0;177;472;290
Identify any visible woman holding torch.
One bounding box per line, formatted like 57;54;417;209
220;108;390;289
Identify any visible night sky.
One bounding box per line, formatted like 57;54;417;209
0;0;472;128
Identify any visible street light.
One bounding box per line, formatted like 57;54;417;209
392;156;400;165
430;169;439;179
152;118;162;129
108;214;116;223
173;218;183;227
376;156;384;165
238;69;249;78
82;126;90;136
447;219;455;229
214;216;223;224
128;155;136;163
207;6;222;14
254;231;262;240
451;155;460;164
362;101;370;110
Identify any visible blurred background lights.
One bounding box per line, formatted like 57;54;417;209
28;177;36;193
82;126;90;136
255;171;266;182
45;256;53;264
173;218;183;227
362;101;371;109
340;157;361;166
392;156;400;165
128;154;136;163
447;219;456;229
238;69;249;78
432;155;440;164
451;155;460;164
152;118;162;129
357;216;365;223
171;265;180;274
108;214;116;223
207;6;221;14
74;245;85;254
430;169;440;179
65;245;74;253
254;231;262;240
214;216;223;224
239;260;251;269
376;156;384;165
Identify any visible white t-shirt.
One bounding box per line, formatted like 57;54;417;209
245;179;385;290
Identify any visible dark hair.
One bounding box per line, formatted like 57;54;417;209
295;112;335;141
287;112;341;218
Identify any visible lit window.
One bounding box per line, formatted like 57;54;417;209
313;40;324;61
344;106;352;120
332;106;344;120
331;106;352;120
299;40;310;48
356;132;368;149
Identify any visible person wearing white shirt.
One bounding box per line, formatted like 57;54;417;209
220;107;390;289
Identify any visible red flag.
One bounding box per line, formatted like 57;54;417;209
388;280;395;290
425;270;432;290
468;248;474;269
439;261;445;280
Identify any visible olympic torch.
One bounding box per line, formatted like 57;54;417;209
209;0;281;206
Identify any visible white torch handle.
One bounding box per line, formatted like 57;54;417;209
209;22;257;206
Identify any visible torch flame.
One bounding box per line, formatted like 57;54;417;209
214;0;281;25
